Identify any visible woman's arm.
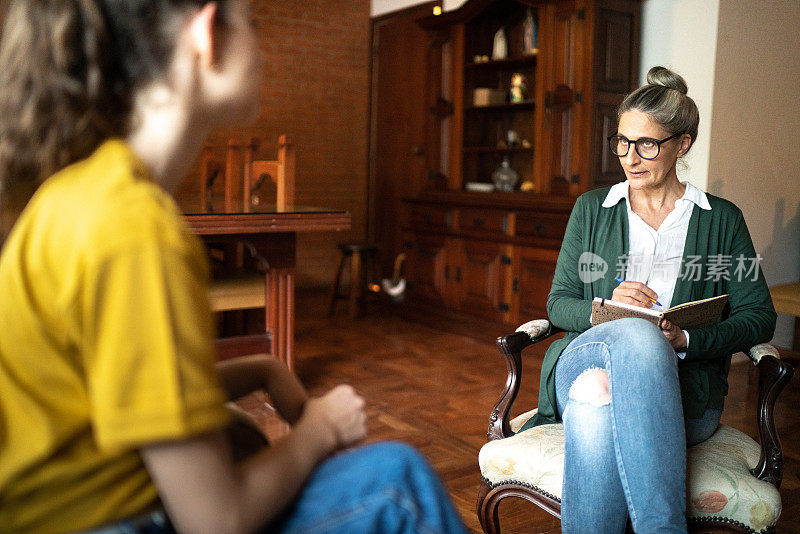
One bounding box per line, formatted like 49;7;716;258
546;196;593;332
683;212;776;361
216;355;307;425
141;384;367;534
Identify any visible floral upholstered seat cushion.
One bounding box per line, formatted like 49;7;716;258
478;411;781;532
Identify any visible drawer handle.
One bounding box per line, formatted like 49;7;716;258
423;214;432;224
473;217;485;227
535;224;548;236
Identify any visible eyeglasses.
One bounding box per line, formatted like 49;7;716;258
607;132;683;160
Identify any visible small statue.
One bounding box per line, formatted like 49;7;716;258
510;73;527;103
492;27;508;60
523;8;538;53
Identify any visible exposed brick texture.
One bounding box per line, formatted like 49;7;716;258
176;0;372;288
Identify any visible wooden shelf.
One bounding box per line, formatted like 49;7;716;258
464;146;533;154
466;100;535;111
466;53;538;70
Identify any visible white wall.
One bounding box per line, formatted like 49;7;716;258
707;1;800;349
371;0;466;18
639;0;720;190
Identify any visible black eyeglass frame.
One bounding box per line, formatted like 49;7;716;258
606;131;683;160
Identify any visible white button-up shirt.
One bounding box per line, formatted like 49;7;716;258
602;181;712;353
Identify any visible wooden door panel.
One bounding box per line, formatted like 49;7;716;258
514;247;559;323
403;232;446;307
594;101;626;188
539;1;581;195
594;6;635;94
457;240;508;322
370;3;438;278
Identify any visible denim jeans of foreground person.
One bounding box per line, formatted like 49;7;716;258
81;442;466;534
554;318;722;534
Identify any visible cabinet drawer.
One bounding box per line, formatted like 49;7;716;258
408;206;451;231
458;208;509;236
515;213;568;244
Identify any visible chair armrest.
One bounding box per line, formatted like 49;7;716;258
748;344;794;487
488;320;563;441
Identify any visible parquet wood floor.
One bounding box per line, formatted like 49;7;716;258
238;290;800;533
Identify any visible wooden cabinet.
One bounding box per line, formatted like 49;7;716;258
417;0;640;194
371;0;640;326
402;194;571;325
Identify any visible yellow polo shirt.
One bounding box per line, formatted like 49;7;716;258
0;140;230;533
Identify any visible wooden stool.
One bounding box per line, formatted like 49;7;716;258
328;243;379;318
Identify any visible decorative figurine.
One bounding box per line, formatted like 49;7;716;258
523;8;538;54
492;156;519;192
510;73;527;102
492;27;508;60
506;129;519;147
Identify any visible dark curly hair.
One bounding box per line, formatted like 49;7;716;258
0;0;229;244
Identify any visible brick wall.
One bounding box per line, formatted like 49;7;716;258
178;0;372;288
0;2;370;287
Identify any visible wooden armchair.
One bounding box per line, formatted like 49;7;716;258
477;319;794;534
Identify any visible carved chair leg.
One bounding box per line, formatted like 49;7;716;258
477;480;503;534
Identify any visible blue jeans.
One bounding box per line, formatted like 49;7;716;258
82;443;464;534
554;318;720;534
268;442;466;534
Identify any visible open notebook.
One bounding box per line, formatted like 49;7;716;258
590;294;729;330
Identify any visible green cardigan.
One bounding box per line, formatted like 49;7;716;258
521;186;776;431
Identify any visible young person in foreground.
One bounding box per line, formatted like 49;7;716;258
518;66;776;532
0;1;465;533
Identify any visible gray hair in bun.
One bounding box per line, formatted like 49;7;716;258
618;66;699;153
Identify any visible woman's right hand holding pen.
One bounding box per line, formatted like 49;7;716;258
612;278;660;309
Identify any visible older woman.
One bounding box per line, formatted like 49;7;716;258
520;66;776;532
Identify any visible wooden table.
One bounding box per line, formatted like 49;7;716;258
185;207;351;368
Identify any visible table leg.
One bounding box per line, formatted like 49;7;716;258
266;268;295;369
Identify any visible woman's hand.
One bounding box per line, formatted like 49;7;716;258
660;319;687;351
611;280;659;308
302;384;367;452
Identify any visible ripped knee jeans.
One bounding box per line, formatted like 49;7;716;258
553;318;719;534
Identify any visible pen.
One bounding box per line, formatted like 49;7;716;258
615;277;663;307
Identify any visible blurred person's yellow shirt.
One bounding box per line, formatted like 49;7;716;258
0;140;230;533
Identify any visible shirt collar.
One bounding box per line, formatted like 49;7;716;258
601;180;712;210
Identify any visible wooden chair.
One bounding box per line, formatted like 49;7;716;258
244;135;295;212
199;136;296;364
477;319;794;534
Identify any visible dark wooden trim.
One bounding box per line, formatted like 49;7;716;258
185;212;350;235
404;190;576;213
419;0;544;29
477;479;562;534
489;332;529;439
752;354;794;487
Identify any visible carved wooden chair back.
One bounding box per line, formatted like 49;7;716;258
243;135;295;212
199;137;243;213
197;136;295;364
